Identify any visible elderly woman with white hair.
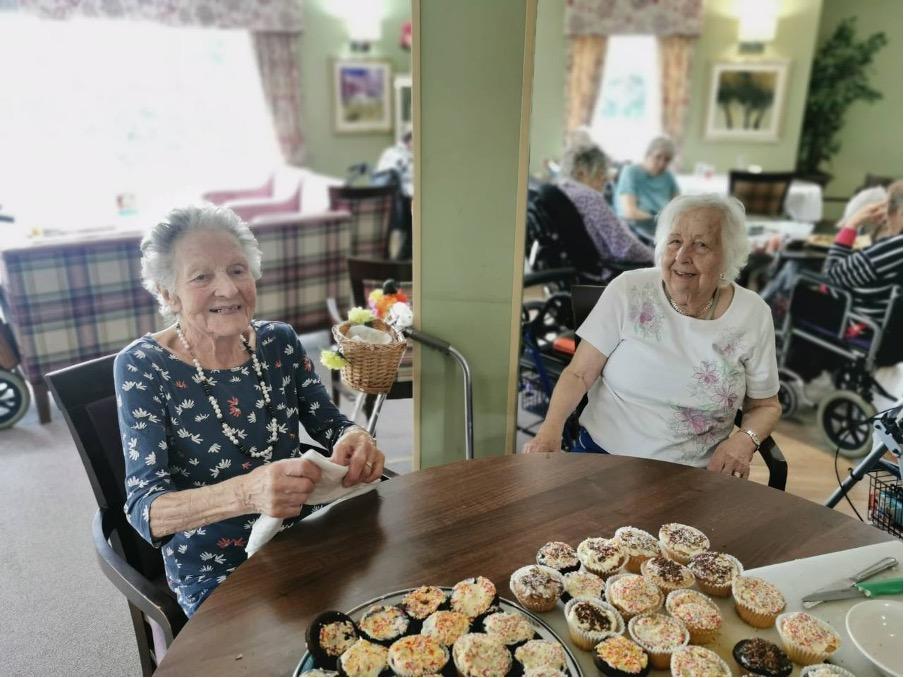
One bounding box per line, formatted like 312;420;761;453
616;136;680;223
524;194;782;478
114;204;384;616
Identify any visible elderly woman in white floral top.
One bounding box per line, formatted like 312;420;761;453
524;194;781;478
115;204;384;616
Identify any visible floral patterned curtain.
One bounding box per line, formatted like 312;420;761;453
565;35;608;132
253;32;305;166
658;35;697;164
565;0;702;37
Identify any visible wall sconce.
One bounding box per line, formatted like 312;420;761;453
737;0;778;54
331;0;384;54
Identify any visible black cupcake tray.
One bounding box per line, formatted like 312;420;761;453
295;586;583;676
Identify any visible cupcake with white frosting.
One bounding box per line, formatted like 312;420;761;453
627;612;689;670
605;573;663;620
639;555;695;593
536;541;580;574
561;569;606;603
387;635;450;677
509;564;564;612
564;598;624;650
669;645;731;677
336;639;389;677
665;588;722;644
687;551;743;597
732;575;786;628
577;537;628;579
776;612;841;665
450;576;497;622
514;640;568;676
421;610;471;647
482;610;537;648
452;633;512;677
658;523;709;564
613;526;663;574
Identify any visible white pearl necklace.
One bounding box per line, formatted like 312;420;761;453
175;321;278;459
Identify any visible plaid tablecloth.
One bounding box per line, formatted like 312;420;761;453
0;212;352;388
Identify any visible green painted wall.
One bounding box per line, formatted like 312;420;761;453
815;0;902;207
417;0;532;467
299;0;411;178
529;0;567;176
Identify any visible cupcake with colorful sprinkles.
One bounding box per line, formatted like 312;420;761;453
593;635;650;677
452;633;513;677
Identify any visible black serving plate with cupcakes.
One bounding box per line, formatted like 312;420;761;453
295;586;582;676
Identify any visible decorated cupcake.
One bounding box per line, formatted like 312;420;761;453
732;575;786;628
577;537;628;578
536;541;580;574
613;526;663;574
337;638;389;677
732;638;793;677
387;634;450;677
514;640;568;676
670;645;732;677
800;664;855;677
605;573;663;620
639;556;695;593
306;611;359;670
400;586;447;624
357;605;411;646
627;612;689;670
776;612;841;665
564;598;624;650
561;569;606;603
452;633;513;677
665;589;722;645
450;576;498;622
482;611;537;648
421;610;471;647
299;670;339;677
658;523;710;564
687;551;743;597
593;635;650;677
509;564;564;612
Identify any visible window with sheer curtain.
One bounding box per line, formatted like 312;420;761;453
591;35;662;165
0;14;280;233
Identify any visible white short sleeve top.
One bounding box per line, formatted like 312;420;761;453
576;268;779;467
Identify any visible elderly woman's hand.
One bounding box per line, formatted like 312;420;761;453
240;458;322;518
521;426;564;454
706;433;756;479
331;427;385;486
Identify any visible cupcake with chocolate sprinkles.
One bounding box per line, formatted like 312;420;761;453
421;610;471;647
387;634;450;677
482;611;538;649
536;541;580;574
639;556;695;593
514;640;568;676
669;645;731;677
657;523;709;564
564;598;624;650
561;569;606;603
593;635;650;677
306;611;358;670
509;564;564;612
577;537;628;579
732;637;793;677
400;586;448;626
450;576;498;623
452;633;513;677
613;527;663;574
687;551;743;597
357;604;411;646
337;638;389;677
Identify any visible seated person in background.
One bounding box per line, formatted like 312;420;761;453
376;129;413;259
615;136;680;226
523;193;781;480
837;184;888;240
116;204;384;616
556;140;653;265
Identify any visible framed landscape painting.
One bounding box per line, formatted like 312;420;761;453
333;59;392;134
705;61;789;141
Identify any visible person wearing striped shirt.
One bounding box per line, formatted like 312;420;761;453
824;180;902;325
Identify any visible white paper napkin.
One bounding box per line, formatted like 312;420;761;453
245;449;380;557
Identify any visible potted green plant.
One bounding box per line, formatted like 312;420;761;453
796;17;887;187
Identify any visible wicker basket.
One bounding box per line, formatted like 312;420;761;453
332;319;407;394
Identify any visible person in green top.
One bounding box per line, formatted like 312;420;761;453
615;136;681;231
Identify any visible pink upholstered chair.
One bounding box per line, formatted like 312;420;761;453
202;166;309;223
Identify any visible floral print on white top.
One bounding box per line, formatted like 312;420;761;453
576;268;779;467
114;320;354;616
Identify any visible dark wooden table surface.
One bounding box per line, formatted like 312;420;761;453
154;454;891;676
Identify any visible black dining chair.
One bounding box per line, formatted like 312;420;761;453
45;355;186;676
569;284;788;490
729;170;795;218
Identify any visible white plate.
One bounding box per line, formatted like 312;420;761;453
295;587;582;676
845;599;903;676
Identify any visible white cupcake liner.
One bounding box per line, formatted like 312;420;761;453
665;589;722;644
605;572;664;620
627;612;690;670
800;663;855;677
669;645;732;677
613;527;664;572
563;597;624;650
732;576;785;628
657;524;710;564
510;564;564;612
775;612;842;665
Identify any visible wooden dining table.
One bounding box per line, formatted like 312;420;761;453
154;454;892;676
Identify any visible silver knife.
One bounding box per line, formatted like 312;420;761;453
801;556;899;608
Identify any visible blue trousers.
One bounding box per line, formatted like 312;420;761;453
570;427;609;454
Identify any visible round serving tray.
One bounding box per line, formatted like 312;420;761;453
295;586;583;676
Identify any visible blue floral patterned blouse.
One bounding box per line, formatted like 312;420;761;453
114;320;353;616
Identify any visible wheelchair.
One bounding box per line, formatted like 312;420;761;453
777;270;902;458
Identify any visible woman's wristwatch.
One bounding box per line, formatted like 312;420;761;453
742;428;761;451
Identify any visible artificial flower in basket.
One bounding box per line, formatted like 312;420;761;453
320;280;413;394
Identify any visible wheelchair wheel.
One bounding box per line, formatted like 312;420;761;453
0;369;30;430
777;380;799;418
817;390;876;458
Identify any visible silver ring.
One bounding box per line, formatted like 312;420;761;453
365;461;374;470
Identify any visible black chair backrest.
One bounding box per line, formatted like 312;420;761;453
527;183;607;277
347;256;413;307
789;275;849;337
571;284;606;329
45;354;166;580
729;171;794;217
877;290;903;367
